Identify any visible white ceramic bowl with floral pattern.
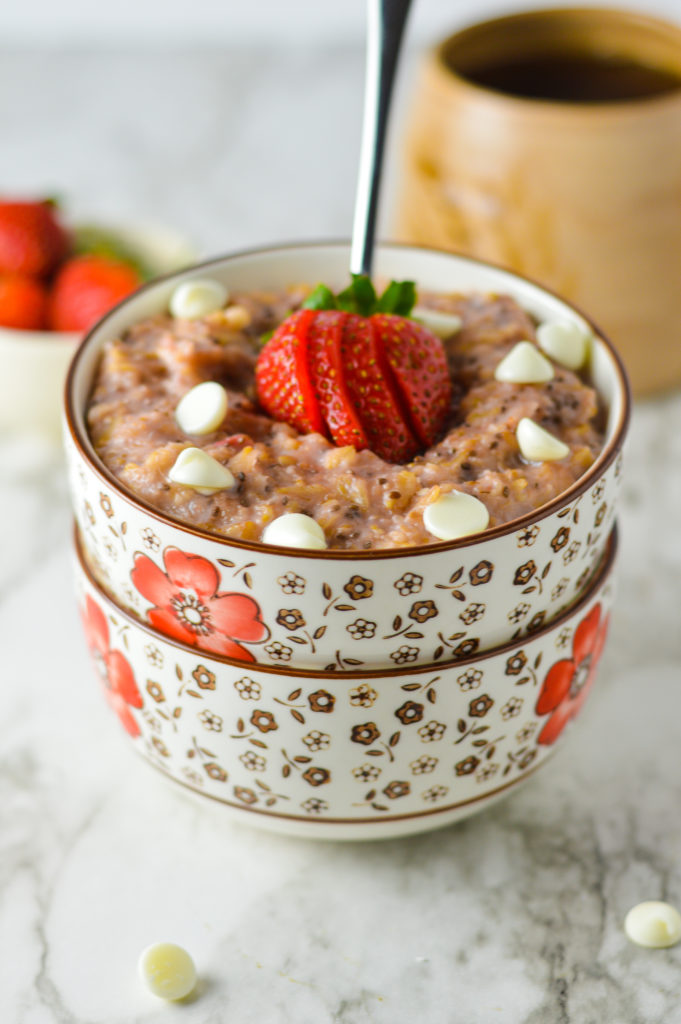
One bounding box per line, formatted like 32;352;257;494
73;523;617;840
64;243;629;671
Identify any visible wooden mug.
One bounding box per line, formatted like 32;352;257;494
395;7;681;395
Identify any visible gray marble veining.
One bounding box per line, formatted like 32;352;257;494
1;45;681;1024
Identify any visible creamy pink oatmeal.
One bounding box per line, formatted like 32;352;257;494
87;287;603;550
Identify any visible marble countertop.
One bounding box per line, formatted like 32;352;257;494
2;45;681;1024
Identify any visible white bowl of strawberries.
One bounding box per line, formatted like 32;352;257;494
0;198;195;441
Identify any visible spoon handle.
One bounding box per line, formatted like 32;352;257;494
350;0;413;279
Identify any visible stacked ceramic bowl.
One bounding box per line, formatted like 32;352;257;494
65;243;629;839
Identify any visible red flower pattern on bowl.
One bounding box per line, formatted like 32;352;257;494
131;547;267;661
535;603;609;745
81;593;143;737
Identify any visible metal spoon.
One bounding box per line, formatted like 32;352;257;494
350;0;414;279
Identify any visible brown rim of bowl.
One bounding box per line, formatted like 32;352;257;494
74;519;618;681
434;7;681;114
64;239;631;562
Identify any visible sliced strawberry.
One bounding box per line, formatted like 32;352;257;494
341;314;419;462
371;313;452;446
255;308;325;435
307;310;368;449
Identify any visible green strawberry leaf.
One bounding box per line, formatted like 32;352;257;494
302;283;337;311
376;279;416;316
301;275;417;318
73;225;152;280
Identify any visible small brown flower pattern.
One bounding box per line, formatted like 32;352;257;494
234;786;258;805
146;679;165;703
383;780;410;799
453;638;479;658
301;798;328;815
516;524;540;547
594;502;607;527
308;690;336;713
347;618;377;640
240;751;266;772
192;665;216;690
99;492;114;518
508;603;531;624
277;572;306;595
556;627;573;650
351;722;380;745
276;609;306;630
455;755;480;776
199;709;223;732
563;541;581;565
469;694;494;718
140;527;160;552
422;785;449;802
204;762;227;782
394;572;423;596
551;526;570;552
476;763;499;783
302;766;331;787
84;500;95;526
506;651;527;675
517;749;538;771
501;698;523;720
349;683;377;708
395;700;424;725
250;709;278;733
344;575;374;600
460;603;485;626
352;763;381;782
417;720;446;743
409;600;438;623
410;755;438;775
302;730;330;752
526;612;546;634
514;560;536;586
457;668;482;691
151;736;170;757
516;722;537;744
234;677;261;700
551;578;570;601
144;644;164;668
391;645;420;664
469;559;494;586
264;641;292;662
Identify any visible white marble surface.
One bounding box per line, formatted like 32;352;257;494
2;46;681;1024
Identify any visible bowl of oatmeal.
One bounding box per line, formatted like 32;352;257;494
73;518;618;839
64;242;629;670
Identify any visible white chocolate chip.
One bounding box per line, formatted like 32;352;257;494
169;279;228;319
494;341;554;383
175;381;228;436
138;942;197;1001
413;307;463;339
423;491;490;541
168;447;235;494
262;512;327;549
536;320;590;370
516;418;570;462
624;902;681;948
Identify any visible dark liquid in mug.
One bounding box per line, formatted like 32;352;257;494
459;52;681;103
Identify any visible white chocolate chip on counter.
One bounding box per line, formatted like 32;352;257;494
169;278;228;319
536;320;590;370
516;418;570;462
262;512;328;549
175;381;228;436
138;942;197;1001
624;902;681;948
413;307;463;339
168;447;235;495
423;491;490;541
494;341;554;384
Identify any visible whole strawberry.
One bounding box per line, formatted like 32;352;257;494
48;254;142;332
0;200;70;277
0;273;48;330
256;276;453;463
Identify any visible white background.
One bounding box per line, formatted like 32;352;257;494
2;0;681;47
